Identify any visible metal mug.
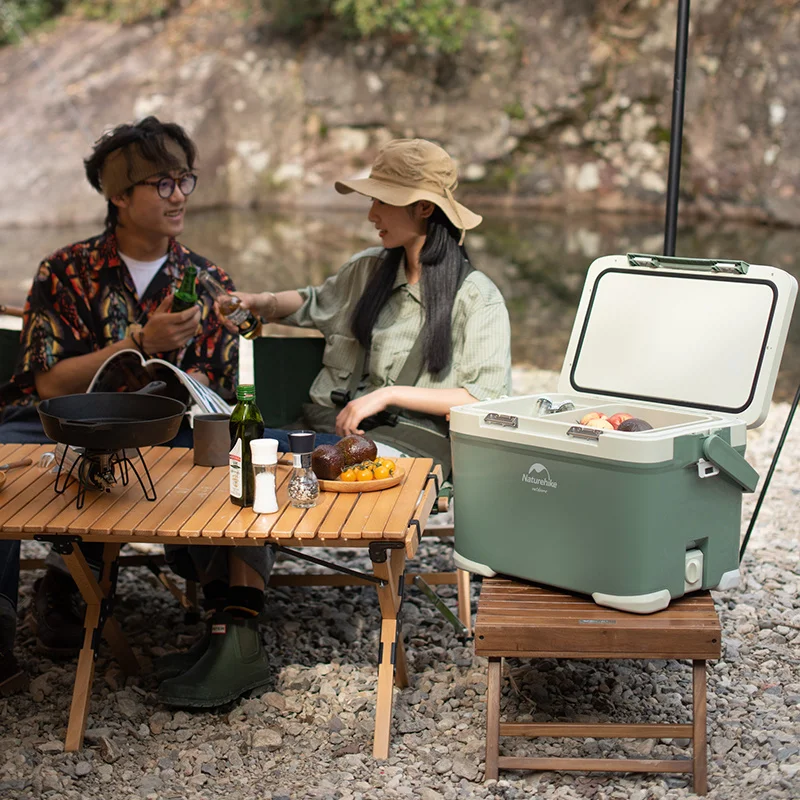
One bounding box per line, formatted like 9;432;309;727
193;413;232;467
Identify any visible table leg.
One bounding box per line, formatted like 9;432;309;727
390;547;409;690
64;600;102;751
99;544;139;677
371;545;407;760
59;543;140;751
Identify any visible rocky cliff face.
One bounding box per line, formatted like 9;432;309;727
0;0;797;228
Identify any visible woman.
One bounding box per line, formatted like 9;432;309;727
158;140;512;708
236;138;512;470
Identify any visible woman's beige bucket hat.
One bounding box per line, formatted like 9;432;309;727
334;138;482;245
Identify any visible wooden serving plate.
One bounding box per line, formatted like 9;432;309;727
318;467;404;493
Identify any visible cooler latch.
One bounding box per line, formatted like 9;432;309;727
696;458;719;479
483;413;518;429
567;425;602;441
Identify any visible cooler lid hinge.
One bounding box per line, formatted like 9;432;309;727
627;252;750;274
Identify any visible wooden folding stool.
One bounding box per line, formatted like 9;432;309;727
475;578;721;794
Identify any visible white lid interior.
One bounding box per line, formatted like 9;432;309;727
558;256;798;428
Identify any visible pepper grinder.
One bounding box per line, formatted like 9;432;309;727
287;430;319;509
250;438;279;514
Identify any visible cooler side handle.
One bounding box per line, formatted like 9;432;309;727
702;434;759;493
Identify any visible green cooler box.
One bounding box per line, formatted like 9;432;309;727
450;254;797;613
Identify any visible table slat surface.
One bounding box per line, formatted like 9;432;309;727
0;446;433;548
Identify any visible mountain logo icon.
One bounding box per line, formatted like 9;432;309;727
527;463;552;482
521;462;558;490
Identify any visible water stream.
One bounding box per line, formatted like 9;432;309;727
1;208;797;403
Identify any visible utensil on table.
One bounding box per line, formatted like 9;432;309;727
0;458;32;471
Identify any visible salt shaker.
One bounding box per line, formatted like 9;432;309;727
250;438;279;514
287;431;319;509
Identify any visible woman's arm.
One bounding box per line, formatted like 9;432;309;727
233;290;305;322
334;385;476;437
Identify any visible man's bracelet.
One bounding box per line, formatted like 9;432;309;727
130;328;149;358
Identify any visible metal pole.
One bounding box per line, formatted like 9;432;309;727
663;0;691;257
739;379;800;562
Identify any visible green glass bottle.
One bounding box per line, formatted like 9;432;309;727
229;384;265;507
172;264;198;312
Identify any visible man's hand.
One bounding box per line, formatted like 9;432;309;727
141;295;201;353
335;388;393;436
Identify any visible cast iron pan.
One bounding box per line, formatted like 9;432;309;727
38;382;187;450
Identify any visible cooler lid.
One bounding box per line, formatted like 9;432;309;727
558;253;798;428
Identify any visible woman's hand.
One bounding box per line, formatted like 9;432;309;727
335;387;394;436
215;292;264;335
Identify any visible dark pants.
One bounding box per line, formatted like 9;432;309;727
0;540;19;612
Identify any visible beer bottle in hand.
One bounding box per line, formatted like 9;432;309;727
172;264;198;312
198;271;262;339
229;384;265;507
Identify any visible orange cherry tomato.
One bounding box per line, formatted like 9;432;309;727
373;465;391;480
340;469;357;482
382;459;396;473
356;467;374;481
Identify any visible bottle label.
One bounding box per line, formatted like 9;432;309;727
225;305;249;326
229;438;243;498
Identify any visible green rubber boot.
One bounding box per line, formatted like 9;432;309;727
157;612;270;708
153;620;212;681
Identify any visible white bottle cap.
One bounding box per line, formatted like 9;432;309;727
250;438;279;465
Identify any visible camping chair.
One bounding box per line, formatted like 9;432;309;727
252;333;471;633
0;305;24;384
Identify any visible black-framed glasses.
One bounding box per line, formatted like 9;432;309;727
138;173;198;199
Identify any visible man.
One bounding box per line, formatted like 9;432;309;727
0;117;247;695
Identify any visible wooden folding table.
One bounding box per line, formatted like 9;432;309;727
0;443;441;759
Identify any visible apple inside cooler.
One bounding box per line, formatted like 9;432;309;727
449;254;798;614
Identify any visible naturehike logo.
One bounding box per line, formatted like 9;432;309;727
212;624;227;635
521;463;558;492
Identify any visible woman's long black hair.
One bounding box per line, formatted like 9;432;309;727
350;206;468;375
84;116;197;232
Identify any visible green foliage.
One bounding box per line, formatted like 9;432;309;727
265;0;331;36
73;0;177;24
263;0;478;54
333;0;478;54
0;0;66;45
0;0;176;45
504;100;525;121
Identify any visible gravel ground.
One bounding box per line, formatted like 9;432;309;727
1;367;798;800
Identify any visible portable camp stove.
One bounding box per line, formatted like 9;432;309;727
53;446;157;509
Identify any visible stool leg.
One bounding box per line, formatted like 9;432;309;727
693;659;708;795
485;657;501;781
456;569;472;635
